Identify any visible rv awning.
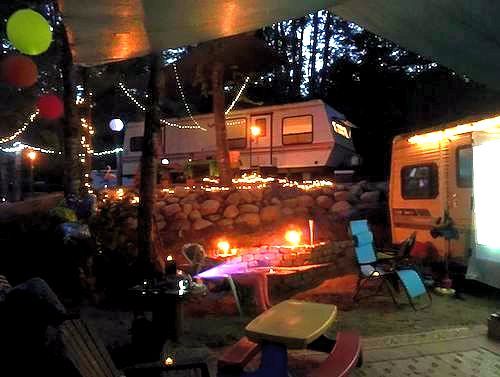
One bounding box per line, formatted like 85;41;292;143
59;0;500;90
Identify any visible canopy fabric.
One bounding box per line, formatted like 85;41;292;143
59;0;500;90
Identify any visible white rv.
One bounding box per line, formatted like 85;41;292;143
389;114;500;288
122;100;357;179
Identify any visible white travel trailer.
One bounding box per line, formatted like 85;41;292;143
389;113;500;288
122;100;358;179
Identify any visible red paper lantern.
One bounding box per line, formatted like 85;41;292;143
37;94;64;120
1;55;38;88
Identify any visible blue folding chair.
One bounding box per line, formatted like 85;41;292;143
349;220;431;310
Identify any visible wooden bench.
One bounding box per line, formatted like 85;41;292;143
59;319;214;377
218;336;262;370
308;332;362;377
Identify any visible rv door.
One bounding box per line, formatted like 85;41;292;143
467;130;500;288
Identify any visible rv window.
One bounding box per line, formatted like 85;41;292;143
401;164;438;199
282;115;313;145
226;118;247;149
252;118;267;137
130;136;143;152
457;146;473;188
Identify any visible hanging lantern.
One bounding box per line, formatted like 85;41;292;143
109;118;124;132
1;55;38;88
6;9;52;56
37;94;64;120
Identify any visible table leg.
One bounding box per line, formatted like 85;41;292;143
226;276;243;316
242;342;288;377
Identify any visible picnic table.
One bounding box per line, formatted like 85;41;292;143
244;299;337;377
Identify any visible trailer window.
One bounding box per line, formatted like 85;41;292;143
401;164;438;199
282;115;313;145
457;146;473;188
226;118;247;149
130;136;143;152
252;117;267;137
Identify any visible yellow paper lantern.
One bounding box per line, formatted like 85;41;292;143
7;9;52;56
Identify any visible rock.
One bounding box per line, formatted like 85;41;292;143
192;219;213;231
282;207;294;216
334;191;353;202
360;191;381;203
239;204;260;214
157;221;167;231
175;211;188;220
239;190;253;204
297;195;314;207
161;203;182;217
358;180;370;191
270;197;281;205
294;206;309;215
182;203;193;216
125;217;138;230
180;220;191;231
167;196;180;204
223;205;239;219
260;205;281;223
316;195;334;209
235;213;260;227
375;181;388;193
250;189;263;202
174;186;189;198
321;187;336;197
207;214;221;222
226;192;241;206
330;200;352;214
217;218;234;227
282;198;298;208
180;193;199;204
200;199;220;216
349;184;363;198
335;184;346;191
156;201;166;208
189;210;202;221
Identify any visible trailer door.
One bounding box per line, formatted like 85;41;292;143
467;131;500;288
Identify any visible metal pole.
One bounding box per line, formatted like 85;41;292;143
249;137;252;169
29;160;34;195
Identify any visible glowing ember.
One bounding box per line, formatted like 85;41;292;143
285;230;302;247
217;240;230;254
166;255;173;261
164;356;174;366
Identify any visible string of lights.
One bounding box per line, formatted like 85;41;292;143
0;141;60;155
92;147;124;156
173;63;202;128
225;76;250;115
0;110;39;145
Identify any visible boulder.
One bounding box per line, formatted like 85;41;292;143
294;206;309;216
235;213;260;228
250;189;263;202
192;219;213;231
316;195;334;209
270;197;281;205
282;198;298;208
223;205;239;219
260;205;281;223
360;191;381;203
375;181;388;193
189;210;202;221
174;186;189;198
182;203;193;216
334;191;352;202
157;221;167;231
239;190;253;204
207;214;221;222
282;207;294;216
161;203;182;217
349;184;363;197
330;201;352;214
166;196;180;204
180;192;199;204
175;211;188;220
321;187;336;197
125;217;138;230
226;192;241;206
217;218;234;227
200;199;220;216
297;195;314;207
156;201;167;208
239;204;260;214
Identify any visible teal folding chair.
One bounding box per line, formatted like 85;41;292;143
395;268;432;310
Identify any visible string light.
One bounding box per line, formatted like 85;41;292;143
93;147;124;156
225;76;250;115
0;110;39;144
173;63;202;128
0;141;60;155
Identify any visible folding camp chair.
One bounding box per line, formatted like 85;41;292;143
395;268;432;310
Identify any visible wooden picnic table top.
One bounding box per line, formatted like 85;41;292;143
245;299;337;349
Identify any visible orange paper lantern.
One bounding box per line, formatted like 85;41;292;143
37;94;64;120
1;55;38;88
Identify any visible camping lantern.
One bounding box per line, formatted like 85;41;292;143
37;94;64;120
7;9;52;56
109;118;124;132
1;55;38;88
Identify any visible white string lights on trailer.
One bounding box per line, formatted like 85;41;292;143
93;147;123;156
173;63;203;129
0;110;39;145
225;76;250;115
0;141;60;154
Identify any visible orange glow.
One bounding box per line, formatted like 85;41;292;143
164;356;174;366
26;150;37;161
217;240;230;254
285;230;302;247
250;125;261;137
166;255;173;261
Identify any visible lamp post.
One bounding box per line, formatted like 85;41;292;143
26;150;37;195
250;125;261;170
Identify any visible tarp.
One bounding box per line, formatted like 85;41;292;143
58;0;500;90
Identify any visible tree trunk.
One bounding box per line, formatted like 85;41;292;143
296;17;306;96
309;12;320;96
137;53;161;279
320;12;334;96
60;25;81;198
80;67;93;194
290;19;300;98
212;61;232;186
0;153;8;201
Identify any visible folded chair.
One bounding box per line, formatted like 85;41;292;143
349;220;431;310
